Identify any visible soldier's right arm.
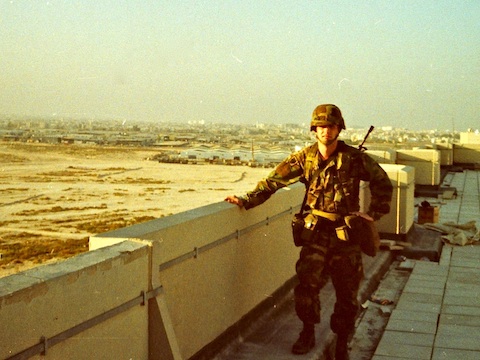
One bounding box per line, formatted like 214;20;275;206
224;195;244;207
231;149;308;210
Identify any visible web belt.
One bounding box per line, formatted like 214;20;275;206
311;209;343;222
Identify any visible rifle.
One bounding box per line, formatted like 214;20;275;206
358;125;374;151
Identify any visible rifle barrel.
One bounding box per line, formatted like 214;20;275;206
358;125;374;151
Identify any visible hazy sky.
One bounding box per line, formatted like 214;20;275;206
1;1;478;130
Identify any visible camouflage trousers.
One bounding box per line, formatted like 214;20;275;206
294;226;363;335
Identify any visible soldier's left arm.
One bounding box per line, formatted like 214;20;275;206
361;155;394;220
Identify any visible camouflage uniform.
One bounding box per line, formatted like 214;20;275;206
240;140;393;337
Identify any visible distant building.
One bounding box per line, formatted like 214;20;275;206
460;131;480;144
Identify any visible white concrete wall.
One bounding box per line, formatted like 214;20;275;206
90;184;304;359
0;241;151;360
0;184;306;360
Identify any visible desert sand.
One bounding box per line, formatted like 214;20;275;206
0;142;271;277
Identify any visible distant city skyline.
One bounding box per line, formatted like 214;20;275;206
1;1;479;131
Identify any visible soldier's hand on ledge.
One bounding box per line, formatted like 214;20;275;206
225;195;244;208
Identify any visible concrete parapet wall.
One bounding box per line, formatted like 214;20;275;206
0;184;304;360
90;184;304;359
0;241;151;360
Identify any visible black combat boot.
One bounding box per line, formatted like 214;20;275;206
291;323;315;355
335;333;350;360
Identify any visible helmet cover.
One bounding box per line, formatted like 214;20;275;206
310;104;345;131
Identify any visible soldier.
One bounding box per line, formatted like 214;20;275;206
225;104;393;359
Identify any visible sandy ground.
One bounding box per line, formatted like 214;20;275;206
0;142;270;278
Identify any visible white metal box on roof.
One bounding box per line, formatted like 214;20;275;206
396;149;441;162
360;164;415;238
453;144;480;164
365;150;397;164
432;144;454;166
396;149;441;185
401;160;441;185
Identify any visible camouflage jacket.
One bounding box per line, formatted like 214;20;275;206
240;141;393;220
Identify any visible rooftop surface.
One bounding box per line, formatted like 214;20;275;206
210;169;480;360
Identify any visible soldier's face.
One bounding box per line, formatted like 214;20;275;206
315;124;340;146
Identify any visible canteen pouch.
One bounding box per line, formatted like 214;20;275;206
291;213;318;247
291;213;306;247
345;215;380;257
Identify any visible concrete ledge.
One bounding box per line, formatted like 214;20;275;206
0;241;151;360
92;184;306;358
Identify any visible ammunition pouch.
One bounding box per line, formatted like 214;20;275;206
344;215;380;257
292;211;380;254
335;225;349;241
291;213;318;247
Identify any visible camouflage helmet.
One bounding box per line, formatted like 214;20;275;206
310;104;345;131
